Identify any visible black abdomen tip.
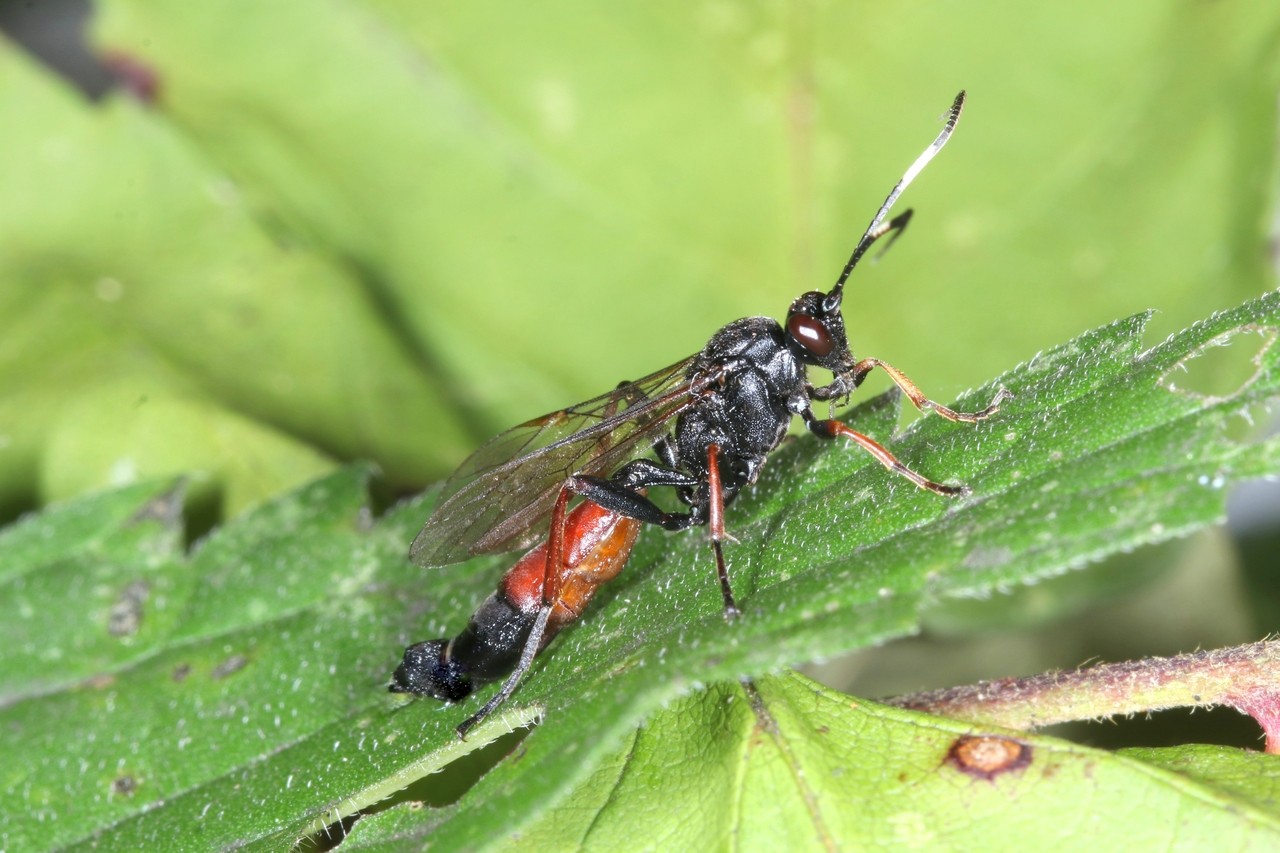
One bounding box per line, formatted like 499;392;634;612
390;640;473;702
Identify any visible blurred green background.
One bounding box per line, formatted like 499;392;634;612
1;1;1277;744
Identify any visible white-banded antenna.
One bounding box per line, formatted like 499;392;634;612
829;90;966;300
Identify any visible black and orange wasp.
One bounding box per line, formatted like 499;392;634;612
392;91;1009;737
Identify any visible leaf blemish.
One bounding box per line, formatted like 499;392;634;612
110;774;139;798
211;654;250;680
945;735;1031;780
961;546;1014;571
107;580;149;637
1159;325;1278;403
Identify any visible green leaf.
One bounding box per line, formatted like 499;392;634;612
1122;744;1280;816
360;673;1277;851
0;36;473;518
5;1;1276;522
3;289;1279;849
87;0;1280;411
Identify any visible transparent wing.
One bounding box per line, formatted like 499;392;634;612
409;356;698;567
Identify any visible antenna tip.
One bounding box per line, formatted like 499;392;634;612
944;91;966;129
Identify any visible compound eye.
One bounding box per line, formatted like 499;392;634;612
787;314;834;358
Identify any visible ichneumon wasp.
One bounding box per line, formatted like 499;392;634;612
391;91;1010;738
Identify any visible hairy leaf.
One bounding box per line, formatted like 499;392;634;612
2;291;1278;849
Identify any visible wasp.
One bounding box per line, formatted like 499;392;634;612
392;91;1009;737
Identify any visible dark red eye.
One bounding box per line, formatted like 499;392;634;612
787;314;834;358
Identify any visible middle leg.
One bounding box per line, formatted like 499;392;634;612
803;410;970;497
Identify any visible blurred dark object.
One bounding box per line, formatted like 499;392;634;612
0;0;111;97
1231;478;1280;631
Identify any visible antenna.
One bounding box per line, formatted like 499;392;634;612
828;91;966;302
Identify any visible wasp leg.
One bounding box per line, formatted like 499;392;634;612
571;456;742;618
454;605;551;739
804;412;970;497
849;358;1011;423
653;434;679;469
456;485;577;739
459;461;703;738
704;443;740;619
569;461;699;529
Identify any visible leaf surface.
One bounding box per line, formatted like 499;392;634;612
2;290;1278;849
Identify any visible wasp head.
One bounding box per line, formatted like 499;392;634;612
784;289;855;377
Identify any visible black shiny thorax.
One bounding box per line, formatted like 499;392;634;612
675;316;809;498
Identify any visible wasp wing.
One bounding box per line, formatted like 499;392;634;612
410;356;697;567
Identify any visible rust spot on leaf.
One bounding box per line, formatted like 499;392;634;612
945;735;1031;780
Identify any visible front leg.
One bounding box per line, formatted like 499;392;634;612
847;358;1011;422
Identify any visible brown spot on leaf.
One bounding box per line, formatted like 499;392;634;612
111;774;138;797
946;735;1031;780
171;663;192;683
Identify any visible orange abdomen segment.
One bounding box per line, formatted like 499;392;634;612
500;500;642;632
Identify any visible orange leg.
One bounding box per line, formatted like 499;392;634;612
852;357;1011;423
706;444;740;620
812;419;970;497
